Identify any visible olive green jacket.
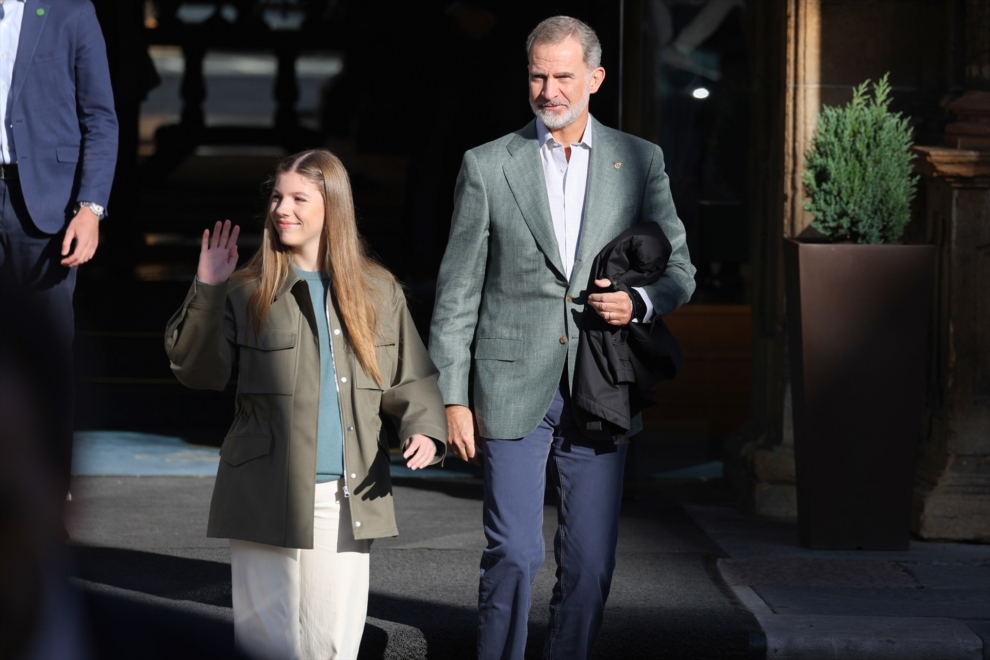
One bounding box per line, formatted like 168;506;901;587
164;272;447;547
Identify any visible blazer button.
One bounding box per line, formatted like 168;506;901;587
566;295;574;303
559;336;568;344
347;426;354;432
354;521;362;528
340;377;347;383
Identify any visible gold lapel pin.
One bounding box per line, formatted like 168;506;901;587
614;162;622;169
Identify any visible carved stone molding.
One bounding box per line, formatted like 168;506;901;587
912;145;990;182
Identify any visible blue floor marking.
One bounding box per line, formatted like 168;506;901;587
72;431;220;477
388;455;481;479
650;460;724;480
72;431;483;479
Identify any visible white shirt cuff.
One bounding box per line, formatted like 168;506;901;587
631;287;655;323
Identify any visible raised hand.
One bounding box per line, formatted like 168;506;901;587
197;220;240;285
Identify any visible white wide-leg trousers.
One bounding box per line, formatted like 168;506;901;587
230;479;371;660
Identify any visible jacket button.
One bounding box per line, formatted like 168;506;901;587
333;329;340;335
559;336;568;344
354;521;361;528
566;295;573;303
347;426;354;432
350;473;356;479
340;377;347;383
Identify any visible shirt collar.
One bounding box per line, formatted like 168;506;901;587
535;115;594;150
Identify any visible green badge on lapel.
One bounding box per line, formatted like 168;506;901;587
37;8;45;15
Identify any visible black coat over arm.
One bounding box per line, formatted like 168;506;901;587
572;223;685;442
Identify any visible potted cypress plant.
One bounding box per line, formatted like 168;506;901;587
784;74;935;550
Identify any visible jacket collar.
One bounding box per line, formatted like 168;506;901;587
503;120;566;280
274;267;303;301
572;116;623;271
12;0;51;105
502;116;623;283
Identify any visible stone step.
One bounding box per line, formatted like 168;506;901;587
732;585;985;659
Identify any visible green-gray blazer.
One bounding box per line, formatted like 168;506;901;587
429;116;696;440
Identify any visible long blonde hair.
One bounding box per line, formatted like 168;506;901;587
236;149;395;387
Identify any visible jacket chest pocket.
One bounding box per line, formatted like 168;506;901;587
354;340;395;390
235;329;298;395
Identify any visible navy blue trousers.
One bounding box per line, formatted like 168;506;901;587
0;177;77;346
0;177;77;490
478;381;627;660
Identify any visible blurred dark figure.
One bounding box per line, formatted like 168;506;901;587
0;291;75;660
0;290;244;660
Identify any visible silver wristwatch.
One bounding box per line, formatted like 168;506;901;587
75;201;105;217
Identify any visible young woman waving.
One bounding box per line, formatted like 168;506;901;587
165;149;447;659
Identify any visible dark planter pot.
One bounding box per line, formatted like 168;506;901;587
783;239;935;550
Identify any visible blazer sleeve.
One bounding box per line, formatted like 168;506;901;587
73;1;119;208
164;280;236;391
381;287;448;465
640;145;697;316
428;149;490;408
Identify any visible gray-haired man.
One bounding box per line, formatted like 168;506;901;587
429;16;696;660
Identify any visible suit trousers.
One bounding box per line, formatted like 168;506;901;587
478;379;628;660
0;178;77;346
0;177;77;491
230;479;371;660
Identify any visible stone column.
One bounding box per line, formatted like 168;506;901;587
910;139;990;542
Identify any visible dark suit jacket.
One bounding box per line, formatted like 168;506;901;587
11;0;118;232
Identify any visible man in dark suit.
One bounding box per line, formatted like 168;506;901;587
429;15;695;660
0;0;118;345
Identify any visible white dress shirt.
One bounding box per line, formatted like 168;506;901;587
0;0;24;165
535;116;654;321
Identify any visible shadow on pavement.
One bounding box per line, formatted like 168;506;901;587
391;476;486;501
72;545;232;608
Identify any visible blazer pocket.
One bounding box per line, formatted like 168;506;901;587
235;328;298;394
474;337;522;362
56;144;81;163
220;433;271;466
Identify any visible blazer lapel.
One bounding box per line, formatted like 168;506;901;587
503;124;566;280
573;117;625;274
12;0;51;106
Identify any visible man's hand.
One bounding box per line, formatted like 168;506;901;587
60;207;100;267
446;405;481;465
587;278;633;325
402;434;437;470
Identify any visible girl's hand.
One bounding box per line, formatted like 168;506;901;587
402;434;436;470
197;220;241;285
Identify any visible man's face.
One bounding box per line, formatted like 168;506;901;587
528;36;605;130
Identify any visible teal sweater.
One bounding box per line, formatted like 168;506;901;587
295;268;344;483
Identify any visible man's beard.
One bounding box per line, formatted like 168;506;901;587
530;89;590;130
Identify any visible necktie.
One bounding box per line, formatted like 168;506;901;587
0;4;6;21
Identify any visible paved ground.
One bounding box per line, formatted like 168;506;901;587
65;472;755;659
65;434;989;659
688;504;990;660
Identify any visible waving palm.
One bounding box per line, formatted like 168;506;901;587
197;220;241;285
